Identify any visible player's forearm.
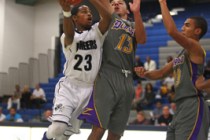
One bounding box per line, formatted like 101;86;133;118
144;69;164;80
197;79;210;90
159;1;178;36
63;15;75;44
89;0;112;34
59;0;75;44
89;0;112;20
133;12;146;44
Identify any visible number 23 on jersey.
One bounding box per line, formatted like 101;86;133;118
74;54;92;71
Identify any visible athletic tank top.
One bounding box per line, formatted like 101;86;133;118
60;23;106;86
101;14;136;72
173;49;205;101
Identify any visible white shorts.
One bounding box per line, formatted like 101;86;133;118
51;77;93;133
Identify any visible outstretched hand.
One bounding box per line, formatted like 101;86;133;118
59;0;71;11
129;0;140;13
134;67;146;78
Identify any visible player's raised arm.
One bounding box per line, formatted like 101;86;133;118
129;0;146;44
135;61;173;80
59;0;77;46
158;0;206;64
89;0;112;34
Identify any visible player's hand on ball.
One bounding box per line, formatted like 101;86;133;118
59;0;71;11
134;67;146;78
129;0;141;13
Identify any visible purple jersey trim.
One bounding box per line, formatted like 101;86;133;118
189;96;204;140
190;61;198;86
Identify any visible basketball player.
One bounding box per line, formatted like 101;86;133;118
135;0;209;139
42;0;112;140
78;0;146;139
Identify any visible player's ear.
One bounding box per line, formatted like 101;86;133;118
194;28;202;37
72;15;77;22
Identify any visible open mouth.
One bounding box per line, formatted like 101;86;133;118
88;17;92;21
87;17;92;24
114;7;119;11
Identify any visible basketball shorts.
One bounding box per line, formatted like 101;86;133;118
51;77;93;134
166;96;210;140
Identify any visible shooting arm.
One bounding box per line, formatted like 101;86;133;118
89;0;112;34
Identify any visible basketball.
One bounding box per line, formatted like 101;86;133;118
67;0;82;6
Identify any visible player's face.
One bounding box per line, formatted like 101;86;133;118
75;5;93;30
181;18;198;39
110;0;128;16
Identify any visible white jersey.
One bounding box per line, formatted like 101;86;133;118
60;23;106;87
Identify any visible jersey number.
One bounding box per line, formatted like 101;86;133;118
116;34;133;54
74;54;92;71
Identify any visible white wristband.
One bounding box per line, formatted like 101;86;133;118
63;11;72;18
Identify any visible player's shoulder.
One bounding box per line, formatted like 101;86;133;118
91;22;100;30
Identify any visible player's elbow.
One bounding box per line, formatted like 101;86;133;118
137;37;146;44
167;28;178;37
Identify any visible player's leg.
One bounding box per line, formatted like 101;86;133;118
107;76;134;140
88;125;106;140
55;134;70;140
166;123;175;140
194;99;210;140
174;96;205;140
42;77;77;140
56;83;93;140
44;122;68;140
60;119;83;140
107;131;121;140
78;73;116;140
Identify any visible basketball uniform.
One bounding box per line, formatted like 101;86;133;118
166;49;210;140
51;23;106;134
79;14;136;135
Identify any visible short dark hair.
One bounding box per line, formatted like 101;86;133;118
71;5;81;16
189;16;208;39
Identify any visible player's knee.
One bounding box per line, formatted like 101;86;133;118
92;125;105;134
107;131;121;140
88;126;105;140
49;122;68;137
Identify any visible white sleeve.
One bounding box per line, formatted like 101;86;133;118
60;33;75;59
60;33;65;49
60;33;73;53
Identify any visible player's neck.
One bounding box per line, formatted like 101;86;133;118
119;14;128;20
75;25;85;32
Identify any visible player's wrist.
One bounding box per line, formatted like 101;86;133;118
63;10;72;18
